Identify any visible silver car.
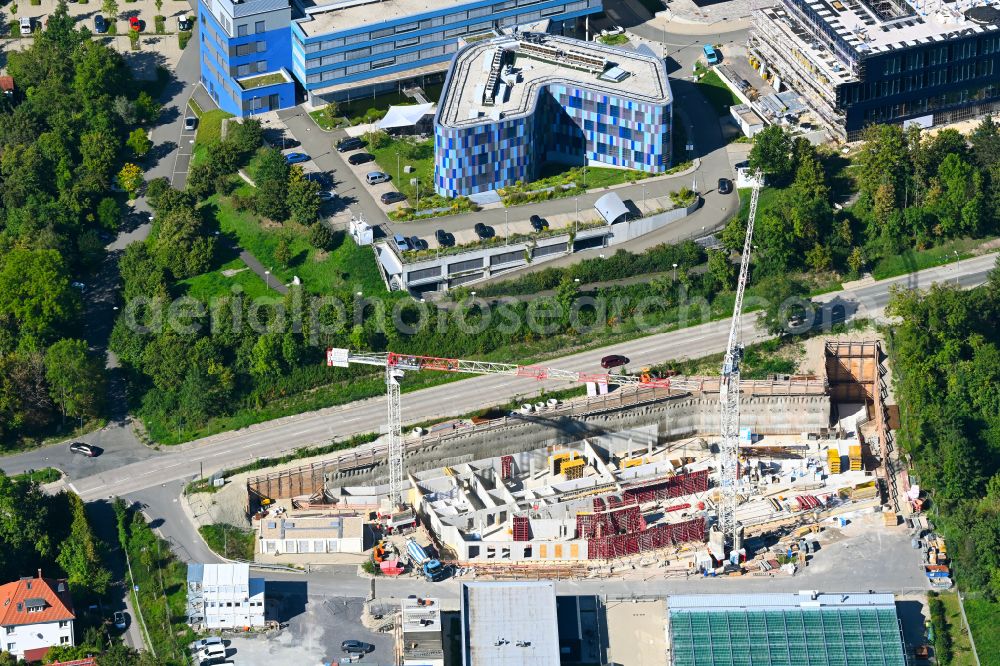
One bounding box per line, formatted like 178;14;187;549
365;171;390;185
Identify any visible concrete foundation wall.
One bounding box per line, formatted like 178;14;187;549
325;393;830;488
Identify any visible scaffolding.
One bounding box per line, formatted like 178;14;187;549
500;455;513;481
588;517;706;560
622;470;710;504
512;514;531;541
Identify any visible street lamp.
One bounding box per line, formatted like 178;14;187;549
505;209;509;245
673;263;678;281
264;270;270;290
396;153;401;185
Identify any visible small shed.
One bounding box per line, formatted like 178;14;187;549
0;76;14;97
377;102;436;135
594;191;629;224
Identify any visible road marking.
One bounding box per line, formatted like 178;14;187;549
68;482;79;494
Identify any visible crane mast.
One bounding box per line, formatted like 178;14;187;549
718;171;763;547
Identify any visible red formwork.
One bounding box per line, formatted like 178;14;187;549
576;495;646;539
622;470;710;504
500;455;513;481
512;514;531;541
587;517;706;560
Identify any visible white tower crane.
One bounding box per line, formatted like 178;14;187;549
718;170;764;548
326;349;705;508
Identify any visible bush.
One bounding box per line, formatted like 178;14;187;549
363;129;391;150
178;29;191;49
929;593;952;665
8;20;18;35
30;0;40;5
308;222;333;250
153;14;165;33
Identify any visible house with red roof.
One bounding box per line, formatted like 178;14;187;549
0;572;75;662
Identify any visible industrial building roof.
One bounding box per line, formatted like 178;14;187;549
260;514;364;540
438;34;670;128
461;582;561;666
773;0;1000;57
669;592;906;666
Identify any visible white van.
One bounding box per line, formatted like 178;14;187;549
19;17;32;35
197;644;227;663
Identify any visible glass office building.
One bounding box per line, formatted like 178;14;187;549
751;0;1000;140
434;34;672;197
198;0;604;117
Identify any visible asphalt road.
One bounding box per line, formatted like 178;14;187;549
3;252;991;501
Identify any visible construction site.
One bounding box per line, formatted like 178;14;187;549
242;182;917;583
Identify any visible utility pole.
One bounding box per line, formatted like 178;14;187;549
505;209;509;245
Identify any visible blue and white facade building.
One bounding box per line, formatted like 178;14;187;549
198;0;297;116
197;0;604;117
433;34;672;197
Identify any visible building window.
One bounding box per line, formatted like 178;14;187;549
60;636;70;645
255;20;265;34
395;36;419;48
6;644;14;652
371;57;395;69
237;24;247;37
59;621;68;629
257;60;267;73
371;27;394;39
396;21;419;33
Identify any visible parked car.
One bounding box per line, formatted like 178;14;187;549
69;442;98;457
284;152;310;165
190;637;224;652
366;171;390;185
529;214;548;231
184;116;198;131
336;137;365;152
19;16;32;35
341;640;374;654
380;191;406;205
113;611;127;630
393;234;411;252
409;236;428;251
348;152;374;165
474;222;494;239
318;190;335;202
128;16;141;31
71;281;86;291
600;354;630;370
435;229;455;247
177;15;191;31
93;14;107;33
717;178;733;195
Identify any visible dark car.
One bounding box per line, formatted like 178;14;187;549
718;178;733;195
284;152;310;164
474;222;494;239
409;236;429;251
93;14;107;33
529;214;548;232
341;640;373;654
600;354;630;370
348;152;374;165
435;229;455;247
336;137;365;152
381;191;406;205
184;116;198;131
69;442;98;457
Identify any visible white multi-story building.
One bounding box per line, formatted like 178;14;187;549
0;573;76;661
186;563;265;630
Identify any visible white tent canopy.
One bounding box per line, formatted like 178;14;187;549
594;191;629;224
377;103;436;130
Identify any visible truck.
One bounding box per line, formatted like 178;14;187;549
703;44;720;65
406;538;447;582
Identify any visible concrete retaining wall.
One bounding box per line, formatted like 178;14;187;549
325;393;830;487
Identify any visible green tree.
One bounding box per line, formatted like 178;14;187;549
0;249;79;345
286;167;320;225
254;147;289;183
249;334;282;380
856;124;909;212
126;127;152;158
44;339;104;421
747;125;791;182
226;118;263;158
848;246;866;274
308;222;333;250
102;0;118;22
256;179;289;221
706;249;735;292
56;493;111;596
755;274;809;336
152;207;215;278
79;131;119;189
135;91;162;124
97;197;122;230
274;236;292;267
119;241;167;300
0;472;55;582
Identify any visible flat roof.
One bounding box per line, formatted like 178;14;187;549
260;514;364;540
669;591;897;611
438;34;670;128
774;0;1000;57
295;0;455;38
462;582;560;666
669;592;906;666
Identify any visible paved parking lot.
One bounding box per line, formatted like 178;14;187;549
226;587;394;666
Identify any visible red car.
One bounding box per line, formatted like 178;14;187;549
600;354;630;370
129;16;141;31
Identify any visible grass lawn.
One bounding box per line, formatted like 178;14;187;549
238;72;288;90
13;467;62;484
339;90;413;120
871;237;987;280
195;109;233;147
964;596;1000;666
177;257;271;300
736;186;784;222
207;193;386;295
308;108;343;131
938;592;981;666
198;524;256;560
535;162;652;190
695;69;741;117
598;33;630;46
370;137;435;203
